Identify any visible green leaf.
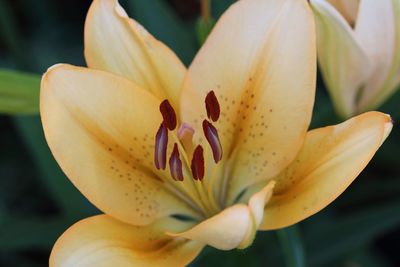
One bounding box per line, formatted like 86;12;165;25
127;0;197;65
12;116;95;218
277;225;306;267
306;200;400;266
0;216;72;251
380;86;400;121
0;0;34;69
0;69;40;114
346;247;393;267
335;178;400;208
0;0;19;56
310;89;340;130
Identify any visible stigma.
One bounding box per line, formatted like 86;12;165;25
154;91;223;182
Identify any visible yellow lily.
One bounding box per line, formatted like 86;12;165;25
41;0;392;266
311;0;400;118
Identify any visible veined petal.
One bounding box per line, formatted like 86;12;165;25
41;64;197;225
327;0;359;25
85;0;185;108
180;0;316;205
260;112;392;230
50;215;203;267
355;0;397;111
311;0;371;118
168;205;255;250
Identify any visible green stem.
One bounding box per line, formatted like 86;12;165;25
277;225;306;267
201;0;211;22
12;116;93;218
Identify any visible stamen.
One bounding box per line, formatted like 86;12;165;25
205;91;220;122
160;100;177;130
154;123;168;170
178;123;195;152
202;120;223;163
169;143;184;181
191;145;205;181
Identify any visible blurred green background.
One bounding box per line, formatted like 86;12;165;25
0;0;399;266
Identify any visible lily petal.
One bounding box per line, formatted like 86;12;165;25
311;0;371;118
260;112;392;230
327;0;359;25
85;0;185;108
180;0;316;205
41;64;197;225
50;215;203;267
173;182;275;251
248;181;275;228
355;0;397;111
169;204;255;250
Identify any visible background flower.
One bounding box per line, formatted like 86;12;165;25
311;0;400;118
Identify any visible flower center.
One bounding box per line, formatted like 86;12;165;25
153;91;225;217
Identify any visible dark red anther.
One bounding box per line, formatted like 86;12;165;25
154;123;168;170
205;91;220;122
191;145;205;181
202;120;223;163
169;143;184;181
160;100;177;130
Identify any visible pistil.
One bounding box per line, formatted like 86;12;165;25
178;123;195;154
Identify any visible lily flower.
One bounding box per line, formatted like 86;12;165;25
310;0;400;118
41;0;392;266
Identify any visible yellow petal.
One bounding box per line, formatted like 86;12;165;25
355;0;397;111
50;215;203;267
248;181;275;228
311;0;371;118
232;181;276;249
327;0;359;25
169;204;255;250
180;0;316;205
85;0;185;108
41;64;197;225
260;112;392;230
